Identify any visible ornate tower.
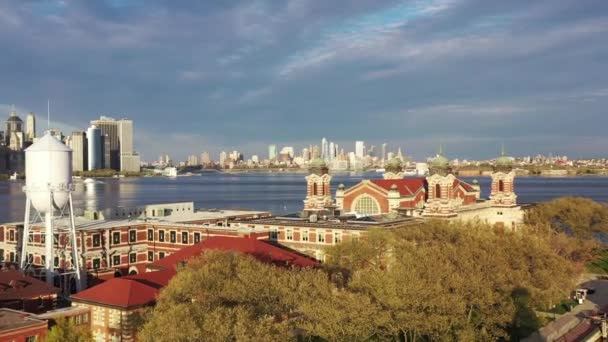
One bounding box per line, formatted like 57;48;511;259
383;157;403;179
303;157;333;215
490;147;517;207
424;146;458;217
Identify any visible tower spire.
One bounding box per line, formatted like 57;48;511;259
501;143;506;157
438;143;444;156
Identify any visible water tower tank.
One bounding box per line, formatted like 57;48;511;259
25;133;73;214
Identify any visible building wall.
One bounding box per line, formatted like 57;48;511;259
73;302;142;342
70;131;87;172
0;323;47;342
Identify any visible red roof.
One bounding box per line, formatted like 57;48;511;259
71;277;160;309
71;237;318;309
454;179;476;192
0;270;59;301
150;236;319;271
370;178;426;197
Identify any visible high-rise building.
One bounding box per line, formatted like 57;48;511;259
5;108;24;151
70;131;87;172
187;155;199;166
302;148;310;161
200;151;211;164
91;116;119;170
117;119;140;172
219;151;227;166
355;141;365;159
329;142;335;161
321;138;328;160
268;145;277;161
381;143;387;162
280;146;294;158
25;113;36;142
87;125;102;171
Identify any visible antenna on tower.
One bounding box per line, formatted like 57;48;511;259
47;99;50;130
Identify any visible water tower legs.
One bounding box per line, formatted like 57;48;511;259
45;192;55;286
19;198;31;270
68;193;83;292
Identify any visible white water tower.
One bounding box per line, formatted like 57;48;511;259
20;133;82;291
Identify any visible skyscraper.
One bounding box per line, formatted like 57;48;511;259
117;119;140;172
381;143;387;162
90;116;119;170
25;113;36;142
355;141;365;159
87;125;102;171
321;138;328;160
70;131;87;172
219;151;227;166
268;144;277;161
329;142;335;161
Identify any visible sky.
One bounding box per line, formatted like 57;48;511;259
0;0;607;161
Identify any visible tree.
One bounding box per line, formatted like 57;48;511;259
45;317;91;342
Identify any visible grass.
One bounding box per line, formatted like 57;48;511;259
587;249;608;274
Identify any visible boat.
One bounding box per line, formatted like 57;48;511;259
375;168;386;173
84;178;96;184
9;172;18;180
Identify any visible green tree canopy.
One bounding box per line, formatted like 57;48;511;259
45;317;91;342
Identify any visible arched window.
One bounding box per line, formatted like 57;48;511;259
498;180;504;192
354;196;380;216
313;183;318;195
435;184;441;199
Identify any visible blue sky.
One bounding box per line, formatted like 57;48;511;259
1;0;607;161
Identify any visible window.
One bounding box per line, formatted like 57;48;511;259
9;252;14;262
28;254;33;263
25;336;37;342
435;184;441;199
54;257;59;267
0;249;4;262
313;183;318;195
41;234;45;244
147;229;153;241
170;231;176;243
159;252;165;259
28;233;33;243
317;233;325;243
92;234;101;247
302;231;309;242
112;232;120;245
334;232;341;244
194;232;201;243
54;233;59;246
113;255;120;266
9;230;14;241
93;258;101;269
159;230;165;242
41;255;46;266
270;229;278;240
148;251;154;262
286;230;293;241
354;196;380;216
182;232;188;244
129;230;136;243
129;253;136;263
498;180;505;192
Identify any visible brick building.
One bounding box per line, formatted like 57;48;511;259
0;270;59;314
0;206;271;285
0;308;48;342
70;236;318;341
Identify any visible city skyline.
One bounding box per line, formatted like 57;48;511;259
0;1;607;160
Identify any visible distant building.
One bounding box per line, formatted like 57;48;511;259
200;151;211;164
70;131;87;172
91;116;119;170
86;125;102;171
219;151;227;166
187;155;199;166
355;141;365;159
5;109;24;151
118;119;140;172
268;144;276;161
25;112;36;142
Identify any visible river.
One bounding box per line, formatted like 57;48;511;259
1;173;607;223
